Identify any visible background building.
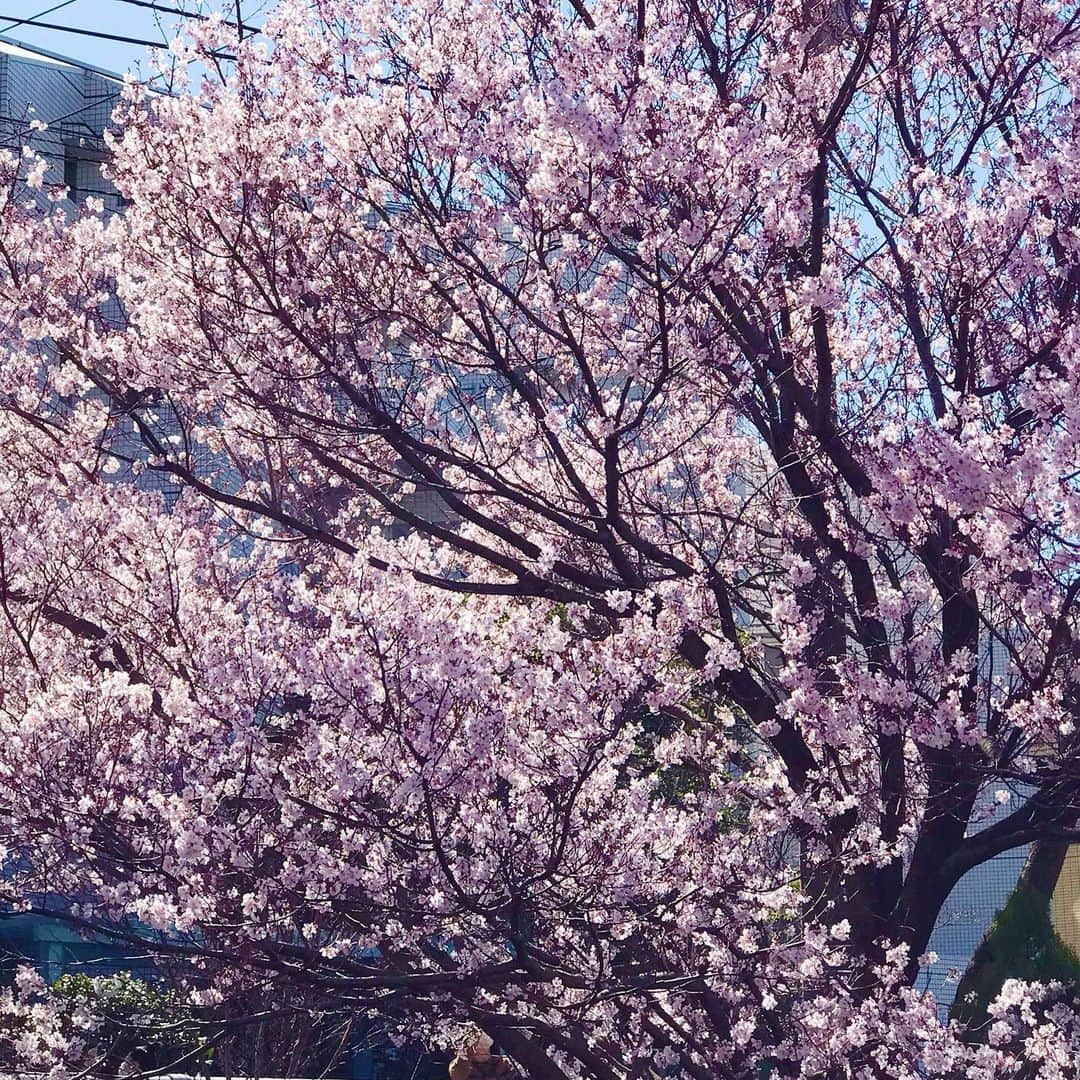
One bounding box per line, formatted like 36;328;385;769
0;29;129;996
0;39;445;1077
0;34;124;211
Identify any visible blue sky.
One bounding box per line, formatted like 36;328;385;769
0;0;268;79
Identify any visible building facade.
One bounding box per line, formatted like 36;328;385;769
0;35;124;211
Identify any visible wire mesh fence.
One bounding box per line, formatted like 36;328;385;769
920;847;1030;1016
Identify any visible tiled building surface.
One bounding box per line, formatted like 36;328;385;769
0;35;123;212
0;28;126;990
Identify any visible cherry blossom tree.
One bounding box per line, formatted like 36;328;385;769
2;0;1080;1074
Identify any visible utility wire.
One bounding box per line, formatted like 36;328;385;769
0;0;76;35
0;14;237;55
0;1;262;67
111;0;261;36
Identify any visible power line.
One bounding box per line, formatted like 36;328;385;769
0;0;76;36
0;14;237;56
111;0;261;36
